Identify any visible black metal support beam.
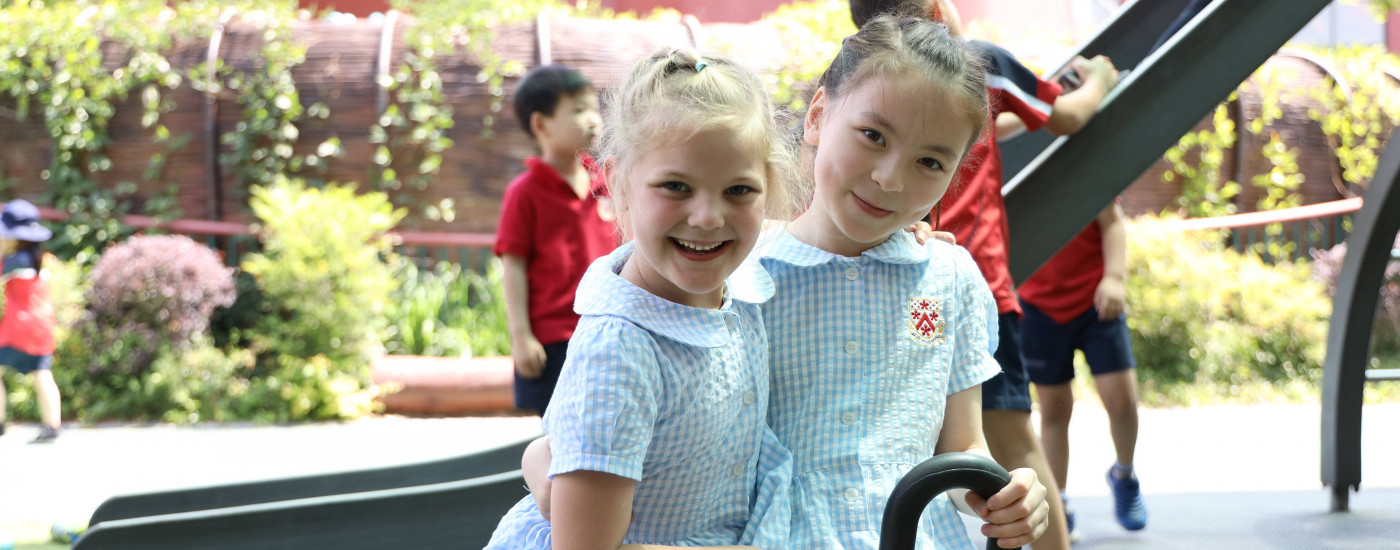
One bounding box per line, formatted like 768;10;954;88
999;0;1192;178
75;472;526;550
1003;0;1332;283
1321;129;1400;512
88;434;534;526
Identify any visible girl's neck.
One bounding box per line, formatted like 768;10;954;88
788;209;889;258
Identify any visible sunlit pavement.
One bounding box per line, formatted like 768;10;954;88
2;403;1398;548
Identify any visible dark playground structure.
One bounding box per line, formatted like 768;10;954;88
70;0;1400;548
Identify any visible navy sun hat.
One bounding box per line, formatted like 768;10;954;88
1;199;55;242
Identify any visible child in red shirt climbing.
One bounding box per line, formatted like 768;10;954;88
1017;201;1147;533
495;65;617;415
0;199;62;443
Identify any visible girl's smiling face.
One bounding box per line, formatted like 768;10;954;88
793;72;978;256
616;125;769;309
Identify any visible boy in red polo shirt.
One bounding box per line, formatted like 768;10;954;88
495;65;616;415
1018;201;1146;533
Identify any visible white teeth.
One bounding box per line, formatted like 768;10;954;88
675;239;722;252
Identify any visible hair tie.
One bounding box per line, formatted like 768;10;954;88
695;60;709;72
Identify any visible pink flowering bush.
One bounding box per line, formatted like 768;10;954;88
90;235;236;346
73;235;236;377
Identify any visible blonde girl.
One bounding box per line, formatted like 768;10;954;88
485;48;798;550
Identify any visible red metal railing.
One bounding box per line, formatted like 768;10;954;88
34;206;498;272
1164;197;1363;261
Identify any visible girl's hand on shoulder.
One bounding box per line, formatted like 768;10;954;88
904;221;956;246
963;467;1048;548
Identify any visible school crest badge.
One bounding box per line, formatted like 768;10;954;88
907;298;945;346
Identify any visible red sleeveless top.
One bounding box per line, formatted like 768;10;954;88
0;251;56;356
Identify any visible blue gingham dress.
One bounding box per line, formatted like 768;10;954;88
755;229;1002;550
485;242;792;549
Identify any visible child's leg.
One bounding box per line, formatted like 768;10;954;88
1083;313;1146;530
0;373;8;426
34;368;62;430
1082;315;1140;468
983;410;1070;550
983;312;1071;550
1019;301;1082;493
1033;382;1075;490
1092;370;1138;467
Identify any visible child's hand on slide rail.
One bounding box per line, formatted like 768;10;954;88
962;467;1049;548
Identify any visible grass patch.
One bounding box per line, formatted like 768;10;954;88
0;518;82;550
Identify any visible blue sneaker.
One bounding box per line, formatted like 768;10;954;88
1107;468;1147;530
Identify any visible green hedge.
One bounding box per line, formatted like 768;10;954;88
1125;215;1331;403
3;180;413;423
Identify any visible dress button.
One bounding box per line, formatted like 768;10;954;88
732;464;745;477
844;267;859;281
743;391;756;405
844;488;861;502
841;411;857;425
844;341;859;355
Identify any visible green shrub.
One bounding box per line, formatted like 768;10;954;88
144;339;257;424
1126;215;1330;396
384;257;510;357
238;177;402;420
232;353;382;423
242;177;404;363
209;270;267;350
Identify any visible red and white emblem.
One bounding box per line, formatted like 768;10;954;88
907;298;945;346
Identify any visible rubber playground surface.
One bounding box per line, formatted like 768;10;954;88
2;403;1398;549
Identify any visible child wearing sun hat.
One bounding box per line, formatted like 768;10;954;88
0;199;62;444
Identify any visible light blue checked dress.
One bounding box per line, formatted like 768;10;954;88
485;242;793;549
753;228;1002;550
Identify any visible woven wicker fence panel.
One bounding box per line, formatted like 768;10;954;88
1123;55;1362;217
0;15;1360;231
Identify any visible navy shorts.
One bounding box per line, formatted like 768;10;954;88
1020;300;1137;386
982;313;1032;412
513;340;569;415
0;347;53;374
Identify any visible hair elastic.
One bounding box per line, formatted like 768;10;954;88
696;60;709;72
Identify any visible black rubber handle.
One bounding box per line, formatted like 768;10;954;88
879;452;1020;550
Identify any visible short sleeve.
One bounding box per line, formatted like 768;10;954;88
973;40;1063;132
494;180;535;259
947;248;1002;394
543;317;662;482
